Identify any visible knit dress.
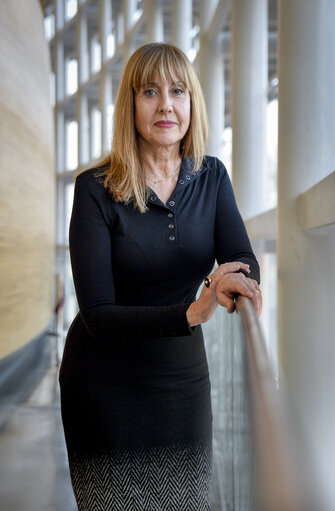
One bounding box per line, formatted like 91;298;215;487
59;156;260;511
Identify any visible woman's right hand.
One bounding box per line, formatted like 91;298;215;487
186;262;251;327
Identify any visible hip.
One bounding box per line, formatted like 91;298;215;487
59;312;210;387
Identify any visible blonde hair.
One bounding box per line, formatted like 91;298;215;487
93;43;208;213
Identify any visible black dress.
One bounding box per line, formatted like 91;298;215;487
59;156;260;511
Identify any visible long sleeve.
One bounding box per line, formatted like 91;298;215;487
69;173;194;340
213;159;260;283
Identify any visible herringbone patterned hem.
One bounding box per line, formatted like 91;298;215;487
69;441;212;511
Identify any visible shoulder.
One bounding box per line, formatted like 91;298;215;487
73;168;117;223
191;156;229;185
73;168;117;217
202;155;228;175
75;167;105;186
74;168;109;198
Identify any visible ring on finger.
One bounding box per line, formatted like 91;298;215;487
204;277;212;288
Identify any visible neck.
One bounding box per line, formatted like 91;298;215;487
139;141;181;177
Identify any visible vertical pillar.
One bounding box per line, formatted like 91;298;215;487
88;105;94;160
99;0;112;154
55;0;64;31
56;107;65;173
89;105;101;160
76;5;89;165
77;7;88;84
199;0;224;158
145;0;164;43
231;0;267;219
100;72;112;154
89;34;100;75
277;1;335;506
171;0;192;55
57;180;66;245
77;92;89;164
64;117;70;169
100;0;112;64
116;11;124;48
55;37;65;102
123;0;136;66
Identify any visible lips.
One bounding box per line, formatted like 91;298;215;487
154;121;177;128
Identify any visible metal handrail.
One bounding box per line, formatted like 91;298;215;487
236;296;308;511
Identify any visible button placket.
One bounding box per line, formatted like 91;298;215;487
166;208;177;242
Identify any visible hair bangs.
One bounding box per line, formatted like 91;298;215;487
132;46;192;93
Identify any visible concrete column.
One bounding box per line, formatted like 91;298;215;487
55;0;64;31
77;92;89;164
100;71;112;154
171;0;192;54
199;0;217;33
116;11;124;48
277;1;335;506
123;0;136;65
89;34;100;75
76;7;88;84
99;0;113;154
56;107;65;172
57;180;66;245
100;0;112;63
231;0;268;219
199;0;224;158
144;0;164;43
89;105;101;159
64;117;70;169
55;37;65;102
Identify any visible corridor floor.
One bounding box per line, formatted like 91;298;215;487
0;338;76;511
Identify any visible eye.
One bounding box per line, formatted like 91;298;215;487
173;88;184;96
143;89;156;97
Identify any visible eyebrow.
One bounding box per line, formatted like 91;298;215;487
143;81;185;87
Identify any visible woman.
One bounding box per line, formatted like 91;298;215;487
59;43;261;511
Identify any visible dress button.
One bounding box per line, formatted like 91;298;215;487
167;213;174;218
169;200;175;207
180;179;184;184
168;224;175;230
151;195;156;201
169;235;176;241
186;175;191;180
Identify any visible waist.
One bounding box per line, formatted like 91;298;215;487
60;313;208;382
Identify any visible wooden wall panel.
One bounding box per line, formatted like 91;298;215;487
0;0;55;359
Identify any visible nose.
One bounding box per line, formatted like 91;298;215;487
158;92;173;113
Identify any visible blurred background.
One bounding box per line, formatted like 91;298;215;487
0;0;334;510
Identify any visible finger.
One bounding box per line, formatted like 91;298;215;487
216;292;236;313
254;290;262;316
248;279;262;316
209;261;251;287
216;274;254;301
251;294;262;316
218;261;250;276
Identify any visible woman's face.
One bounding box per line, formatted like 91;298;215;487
134;76;191;152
